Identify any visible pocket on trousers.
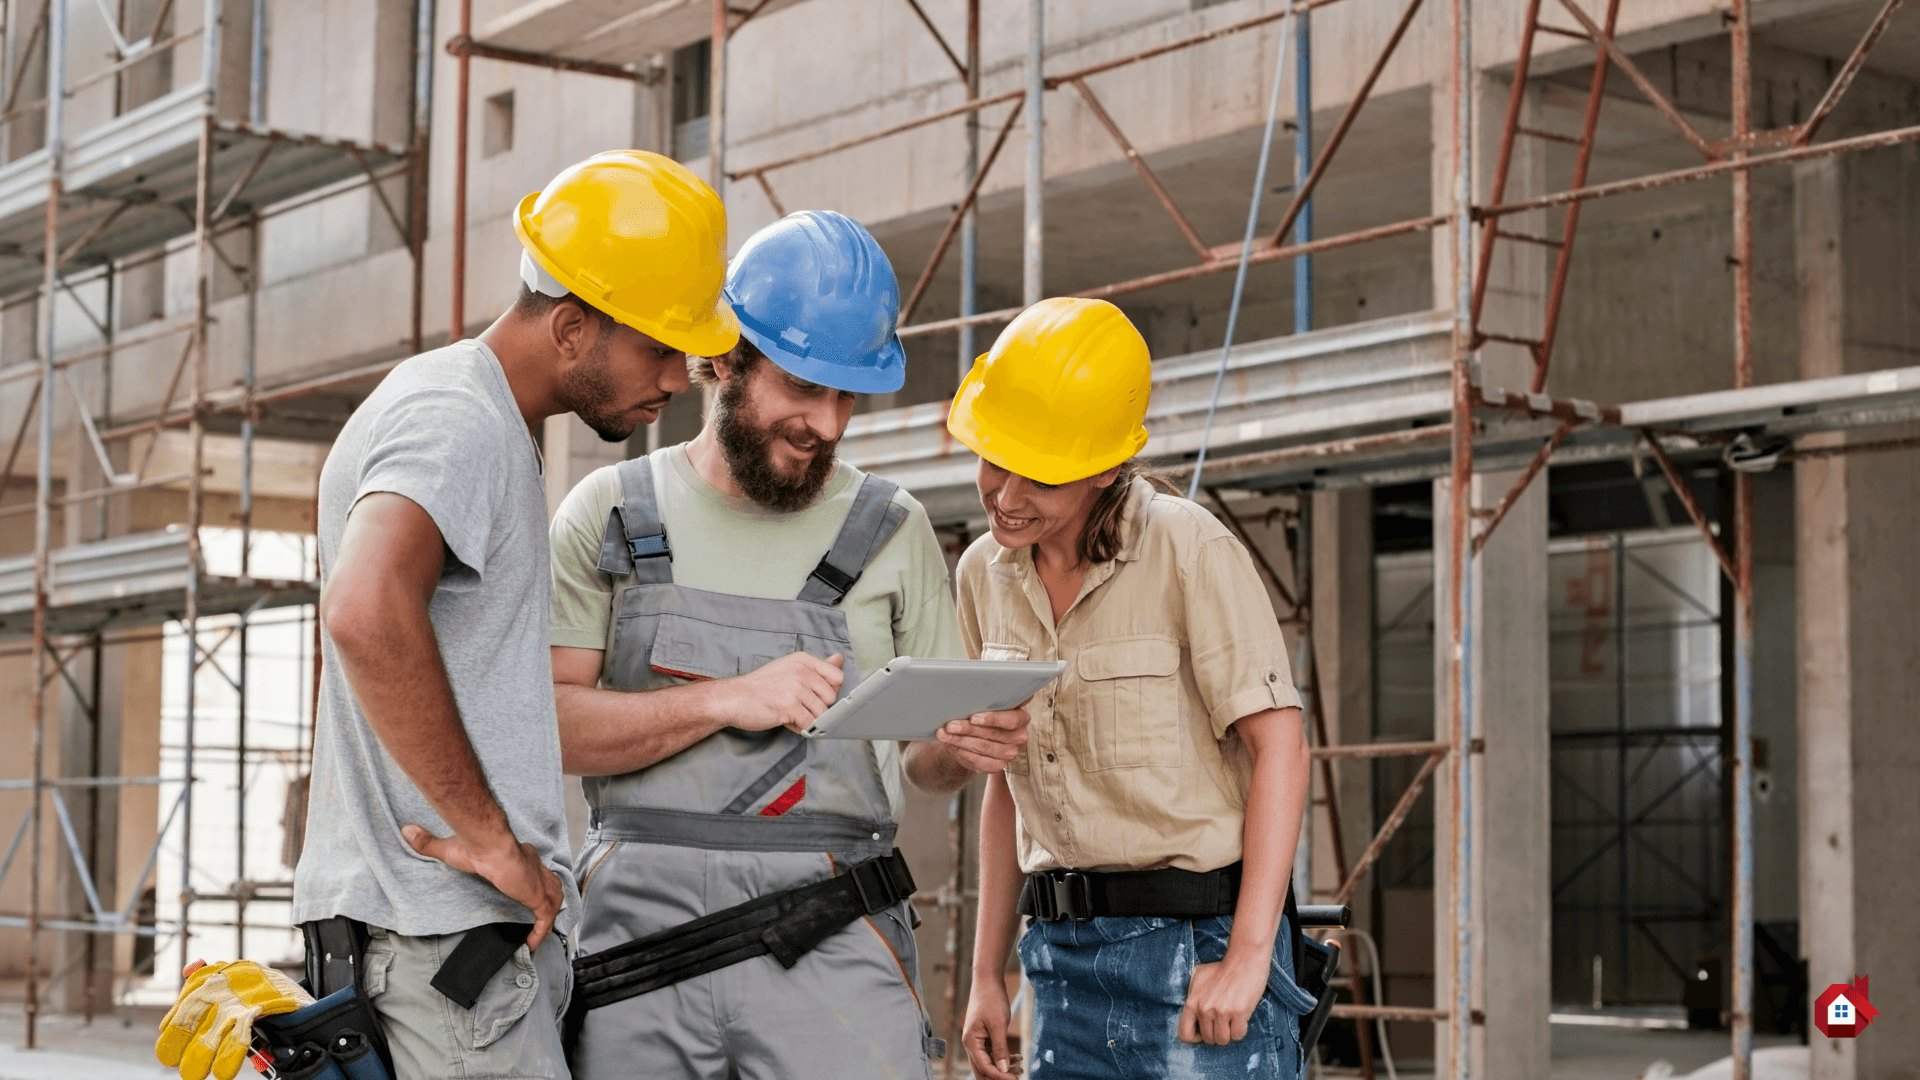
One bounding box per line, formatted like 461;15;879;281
1070;636;1184;770
363;933;395;999
468;942;540;1051
1269;921;1324;1017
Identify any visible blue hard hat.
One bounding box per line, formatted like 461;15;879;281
723;210;907;394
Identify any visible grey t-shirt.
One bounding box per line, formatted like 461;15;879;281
294;340;581;938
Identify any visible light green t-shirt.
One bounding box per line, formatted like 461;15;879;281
548;443;965;816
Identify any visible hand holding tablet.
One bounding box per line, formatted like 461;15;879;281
803;657;1068;740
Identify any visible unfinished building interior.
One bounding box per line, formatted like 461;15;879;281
1;0;1915;1078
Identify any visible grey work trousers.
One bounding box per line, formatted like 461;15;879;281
364;923;573;1080
572;840;936;1080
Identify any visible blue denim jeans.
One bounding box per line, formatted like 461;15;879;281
1018;914;1319;1080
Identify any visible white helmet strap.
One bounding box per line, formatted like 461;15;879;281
520;251;570;298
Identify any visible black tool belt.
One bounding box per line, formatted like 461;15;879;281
563;849;915;1048
1016;864;1351;1058
264;916;532;1080
1018;862;1243;922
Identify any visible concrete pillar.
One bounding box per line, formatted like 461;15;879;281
1309;489;1374;935
1793;149;1920;1080
1430;73;1551;1080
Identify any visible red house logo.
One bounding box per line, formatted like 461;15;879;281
1814;976;1879;1039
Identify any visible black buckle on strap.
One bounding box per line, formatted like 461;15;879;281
1030;871;1093;923
627;526;670;560
849;851;914;914
807;556;860;602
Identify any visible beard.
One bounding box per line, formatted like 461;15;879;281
714;368;840;513
558;334;647;443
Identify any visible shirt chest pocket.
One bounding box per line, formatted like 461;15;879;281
1066;635;1185;771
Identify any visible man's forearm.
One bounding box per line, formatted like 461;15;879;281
555;680;730;776
329;600;511;849
902;740;976;794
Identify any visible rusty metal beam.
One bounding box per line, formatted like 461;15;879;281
443;33;655;81
730;0;1364;181
1553;0;1717;161
1639;431;1736;583
1162;424;1456;481
900;0;968;83
1268;0;1426;248
1480;122;1920;218
1477;385;1621;425
1074;214;1450;303
1313;740;1456;759
752;172;786;216
899;99;1023;324
1535;0;1620;392
1471;0;1545;332
1071;78;1212;262
1334;749;1445;906
1795;0;1905;146
1472;420;1570;555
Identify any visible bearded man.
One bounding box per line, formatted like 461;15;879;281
546;211;1031;1080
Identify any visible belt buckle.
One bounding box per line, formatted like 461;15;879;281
850;858;899;913
1050;872;1092;922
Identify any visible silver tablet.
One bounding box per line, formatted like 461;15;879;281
803;656;1068;740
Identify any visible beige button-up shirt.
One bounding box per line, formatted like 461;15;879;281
954;478;1302;874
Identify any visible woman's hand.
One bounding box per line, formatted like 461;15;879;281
1177;947;1272;1046
962;972;1024;1079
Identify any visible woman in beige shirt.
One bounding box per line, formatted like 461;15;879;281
940;298;1316;1080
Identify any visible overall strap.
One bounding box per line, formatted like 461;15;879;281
796;474;910;606
596;455;674;584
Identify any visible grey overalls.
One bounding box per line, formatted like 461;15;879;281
570;452;939;1080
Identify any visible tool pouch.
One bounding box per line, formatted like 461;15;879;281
1286;883;1343;1057
253;986;394;1080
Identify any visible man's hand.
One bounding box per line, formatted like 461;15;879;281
403;824;564;950
1177;950;1271;1046
934;707;1031;772
709;652;846;733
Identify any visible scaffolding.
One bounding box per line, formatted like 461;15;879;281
444;1;1920;1078
1;0;432;1047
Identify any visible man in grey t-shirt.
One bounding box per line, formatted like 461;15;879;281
294;151;739;1080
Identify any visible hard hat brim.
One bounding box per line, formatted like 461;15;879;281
946;356;1150;486
514;192;742;358
736;317;906;395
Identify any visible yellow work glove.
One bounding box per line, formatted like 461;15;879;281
156;960;314;1080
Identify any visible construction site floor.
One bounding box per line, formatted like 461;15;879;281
0;994;1812;1080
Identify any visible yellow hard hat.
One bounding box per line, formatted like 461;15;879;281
514;150;740;357
946;297;1152;485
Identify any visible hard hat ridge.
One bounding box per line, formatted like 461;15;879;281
513;149;740;357
946;297;1153;485
724;210;906;394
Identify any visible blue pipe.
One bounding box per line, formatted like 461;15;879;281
1294;11;1312;335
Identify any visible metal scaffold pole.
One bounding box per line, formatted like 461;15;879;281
1446;0;1474;1075
24;0;70;1047
710;0;727;198
181;0;225;979
1727;0;1756;1075
958;0;981;382
1293;9;1311;336
451;0;471;341
1022;0;1043;306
